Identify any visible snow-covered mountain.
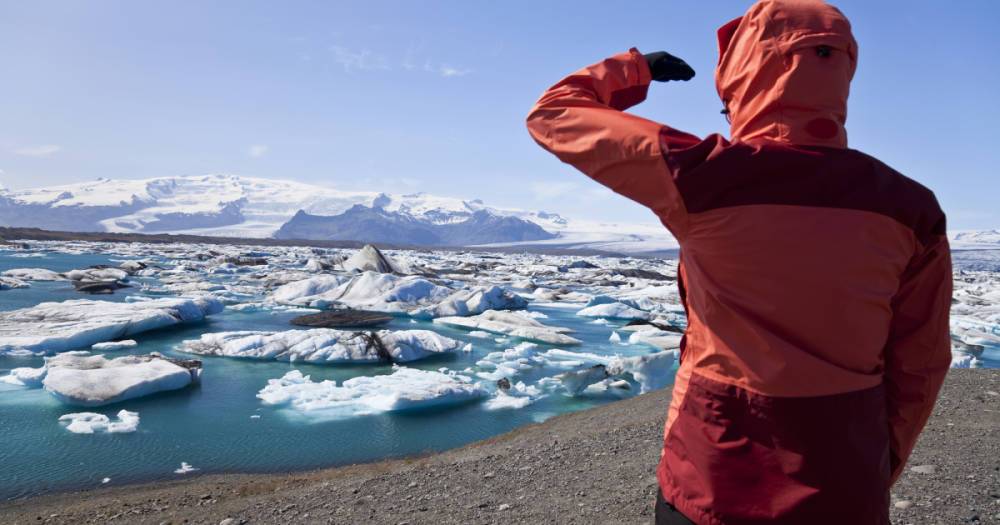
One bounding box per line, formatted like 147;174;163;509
0;175;678;253
950;230;1000;250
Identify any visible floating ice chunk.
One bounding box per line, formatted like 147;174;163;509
434;310;580;345
270;275;348;307
475;342;546;381
553;351;677;395
174;462;198;474
0;297;224;355
1;366;47;387
576;302;651;320
609;331;622;343
179;329;462;363
466;330;492;339
342;244;397;273
41;353;201;406
59;410;140;434
558;365;611;395
0;276;29;290
626;328;683;351
416;286;529;318
91;340;138;351
484;381;544;410
64;267;129;282
1;268;65;281
274;271;452;312
101;477;111;484
257;367;485;418
608;351;677;393
950;352;981;368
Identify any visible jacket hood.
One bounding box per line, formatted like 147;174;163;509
716;0;857;148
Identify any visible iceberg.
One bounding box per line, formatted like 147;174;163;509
554;351;677;395
0;276;29;290
475;342;547;381
64;267;130;282
1;366;48;387
179;328;463;364
342;244;398;273
417;286;529;318
91;340;138;351
607;351;677;393
273;272;526;318
59;410;140;434
272;271;451;311
484;381;544;410
0;297;224;355
434;310;580;345
270;275;348;307
13;353;203;406
257;367;485;418
576;302;651;320
1;268;65;281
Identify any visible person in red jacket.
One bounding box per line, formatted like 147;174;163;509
527;1;952;523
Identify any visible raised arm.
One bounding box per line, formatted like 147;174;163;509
884;230;953;484
525;49;701;239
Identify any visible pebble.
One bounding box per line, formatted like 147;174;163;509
895;500;913;509
911;465;937;475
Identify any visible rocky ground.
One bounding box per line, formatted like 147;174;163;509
1;369;997;525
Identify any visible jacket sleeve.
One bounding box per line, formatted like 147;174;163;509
525;48;701;240
884;231;952;485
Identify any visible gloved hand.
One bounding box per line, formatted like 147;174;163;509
643;51;695;82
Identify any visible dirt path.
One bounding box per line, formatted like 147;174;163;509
2;369;997;525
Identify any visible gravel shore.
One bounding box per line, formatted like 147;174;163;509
2;369;997;525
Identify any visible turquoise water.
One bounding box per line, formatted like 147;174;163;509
0;250;669;500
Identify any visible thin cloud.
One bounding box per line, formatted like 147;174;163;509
13;144;61;157
327;43;470;78
437;65;472;78
530;181;579;199
330;46;390;72
248;145;269;158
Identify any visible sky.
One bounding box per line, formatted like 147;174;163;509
1;1;998;228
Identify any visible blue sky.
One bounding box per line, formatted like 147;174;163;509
1;1;997;228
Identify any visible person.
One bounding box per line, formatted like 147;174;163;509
526;0;952;523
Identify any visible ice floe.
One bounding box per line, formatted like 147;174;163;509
0;297;224;355
257;367;485;418
576;302;651;320
91;340;139;351
174;462;198;474
2;268;65;281
59;410;140;434
8;353;203;406
0;276;29;290
434;310;580;345
179;329;463;363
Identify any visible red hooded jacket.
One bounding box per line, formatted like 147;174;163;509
527;1;952;523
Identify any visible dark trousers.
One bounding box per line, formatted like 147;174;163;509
656;491;695;525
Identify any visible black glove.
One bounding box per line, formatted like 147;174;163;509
643;51;695;82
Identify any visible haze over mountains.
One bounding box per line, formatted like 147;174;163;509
0;175;677;253
2;174;997;253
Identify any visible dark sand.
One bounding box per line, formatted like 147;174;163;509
2;369;997;525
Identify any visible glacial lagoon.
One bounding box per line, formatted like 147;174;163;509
1;242;996;500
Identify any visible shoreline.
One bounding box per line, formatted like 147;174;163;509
1;369;997;524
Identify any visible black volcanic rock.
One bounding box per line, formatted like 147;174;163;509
274;206;557;247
